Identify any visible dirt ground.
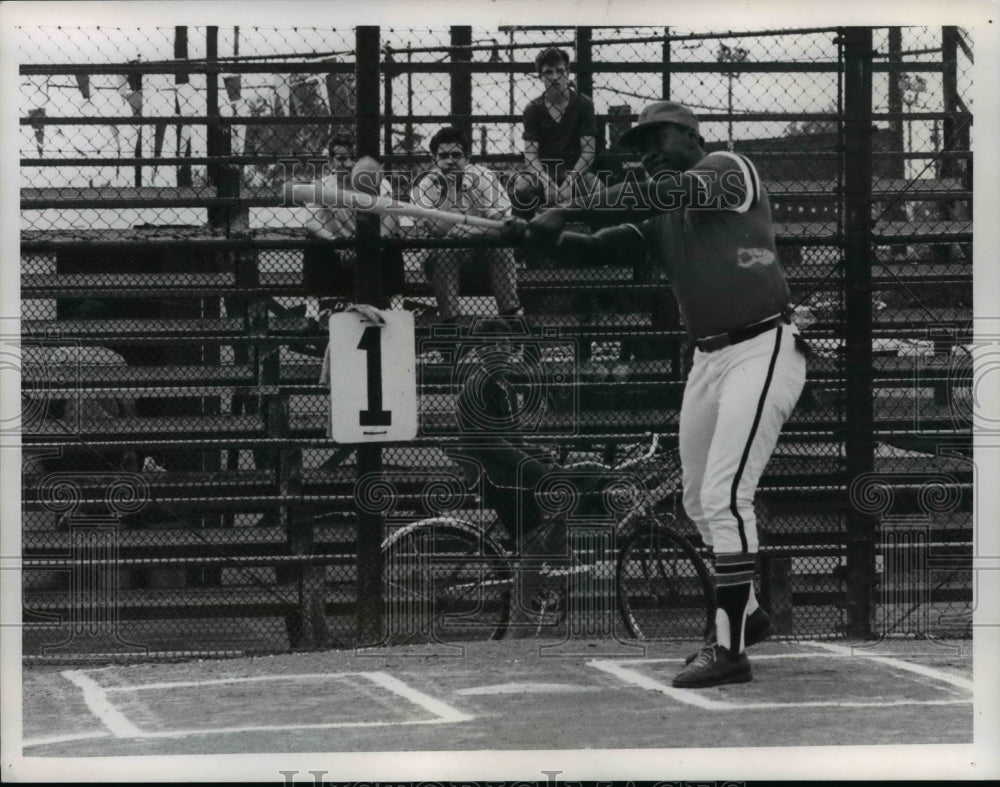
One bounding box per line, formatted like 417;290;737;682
18;636;974;766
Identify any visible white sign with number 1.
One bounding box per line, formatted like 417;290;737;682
327;310;417;443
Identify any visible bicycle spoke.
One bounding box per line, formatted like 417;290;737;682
617;517;714;641
383;519;512;644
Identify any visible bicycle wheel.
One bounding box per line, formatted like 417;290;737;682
382;517;514;645
616;515;715;642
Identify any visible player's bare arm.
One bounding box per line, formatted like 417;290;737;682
500;216;643;269
538;159;750;228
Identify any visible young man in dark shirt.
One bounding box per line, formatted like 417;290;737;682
512;47;598;214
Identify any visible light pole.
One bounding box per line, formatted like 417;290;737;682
406;42;413;154
717;43;749;151
502;27;516;153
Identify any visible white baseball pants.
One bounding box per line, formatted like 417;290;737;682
679;323;807;555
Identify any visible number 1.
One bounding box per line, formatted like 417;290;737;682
357;326;392;426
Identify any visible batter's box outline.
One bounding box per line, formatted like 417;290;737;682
588;641;973;711
53;669;473;742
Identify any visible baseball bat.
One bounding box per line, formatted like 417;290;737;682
284;180;504;231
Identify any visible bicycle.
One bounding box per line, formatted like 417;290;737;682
380;433;715;645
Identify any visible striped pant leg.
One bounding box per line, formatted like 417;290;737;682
679;348;720;550
699;326;806;555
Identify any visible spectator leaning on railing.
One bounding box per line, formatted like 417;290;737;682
279;138;408;359
409;126;523;325
300;135;406;317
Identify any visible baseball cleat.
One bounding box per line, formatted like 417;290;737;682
683;607;774;665
672;644;752;689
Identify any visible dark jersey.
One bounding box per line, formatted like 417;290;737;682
454;369;555;539
455;370;550;488
609;151;791;338
522;91;597;182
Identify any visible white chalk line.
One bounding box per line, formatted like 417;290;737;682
55;669;473;742
456;682;603;696
60;669;145;738
22;730;111;748
748;699;970;709
26;717;466;747
111;671;473;723
801;640;974;692
362;671;474;722
106;671;412;692
588;659;727;709
94;718;464;740
588;648;975;711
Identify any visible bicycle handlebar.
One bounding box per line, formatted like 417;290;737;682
614;432;662;473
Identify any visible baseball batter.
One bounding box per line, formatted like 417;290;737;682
502;101;807;688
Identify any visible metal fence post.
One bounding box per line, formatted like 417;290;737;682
942;27;972;198
575;27;594;172
450;26;473;144
942;27;973;269
355;25;385;645
383;44;394;158
939;27;969;260
841;26;876;638
174;26;192;187
575;27;593;99
886;28;905;183
203;26;235;537
206;27;221;201
662;27;671;99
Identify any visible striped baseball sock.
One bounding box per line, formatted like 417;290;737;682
714;552;756;654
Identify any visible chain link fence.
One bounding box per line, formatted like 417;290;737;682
19;25;973;659
862;26;974;639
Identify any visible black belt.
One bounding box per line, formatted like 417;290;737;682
695;309;792;353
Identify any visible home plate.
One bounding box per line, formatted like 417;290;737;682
455;682;602;696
